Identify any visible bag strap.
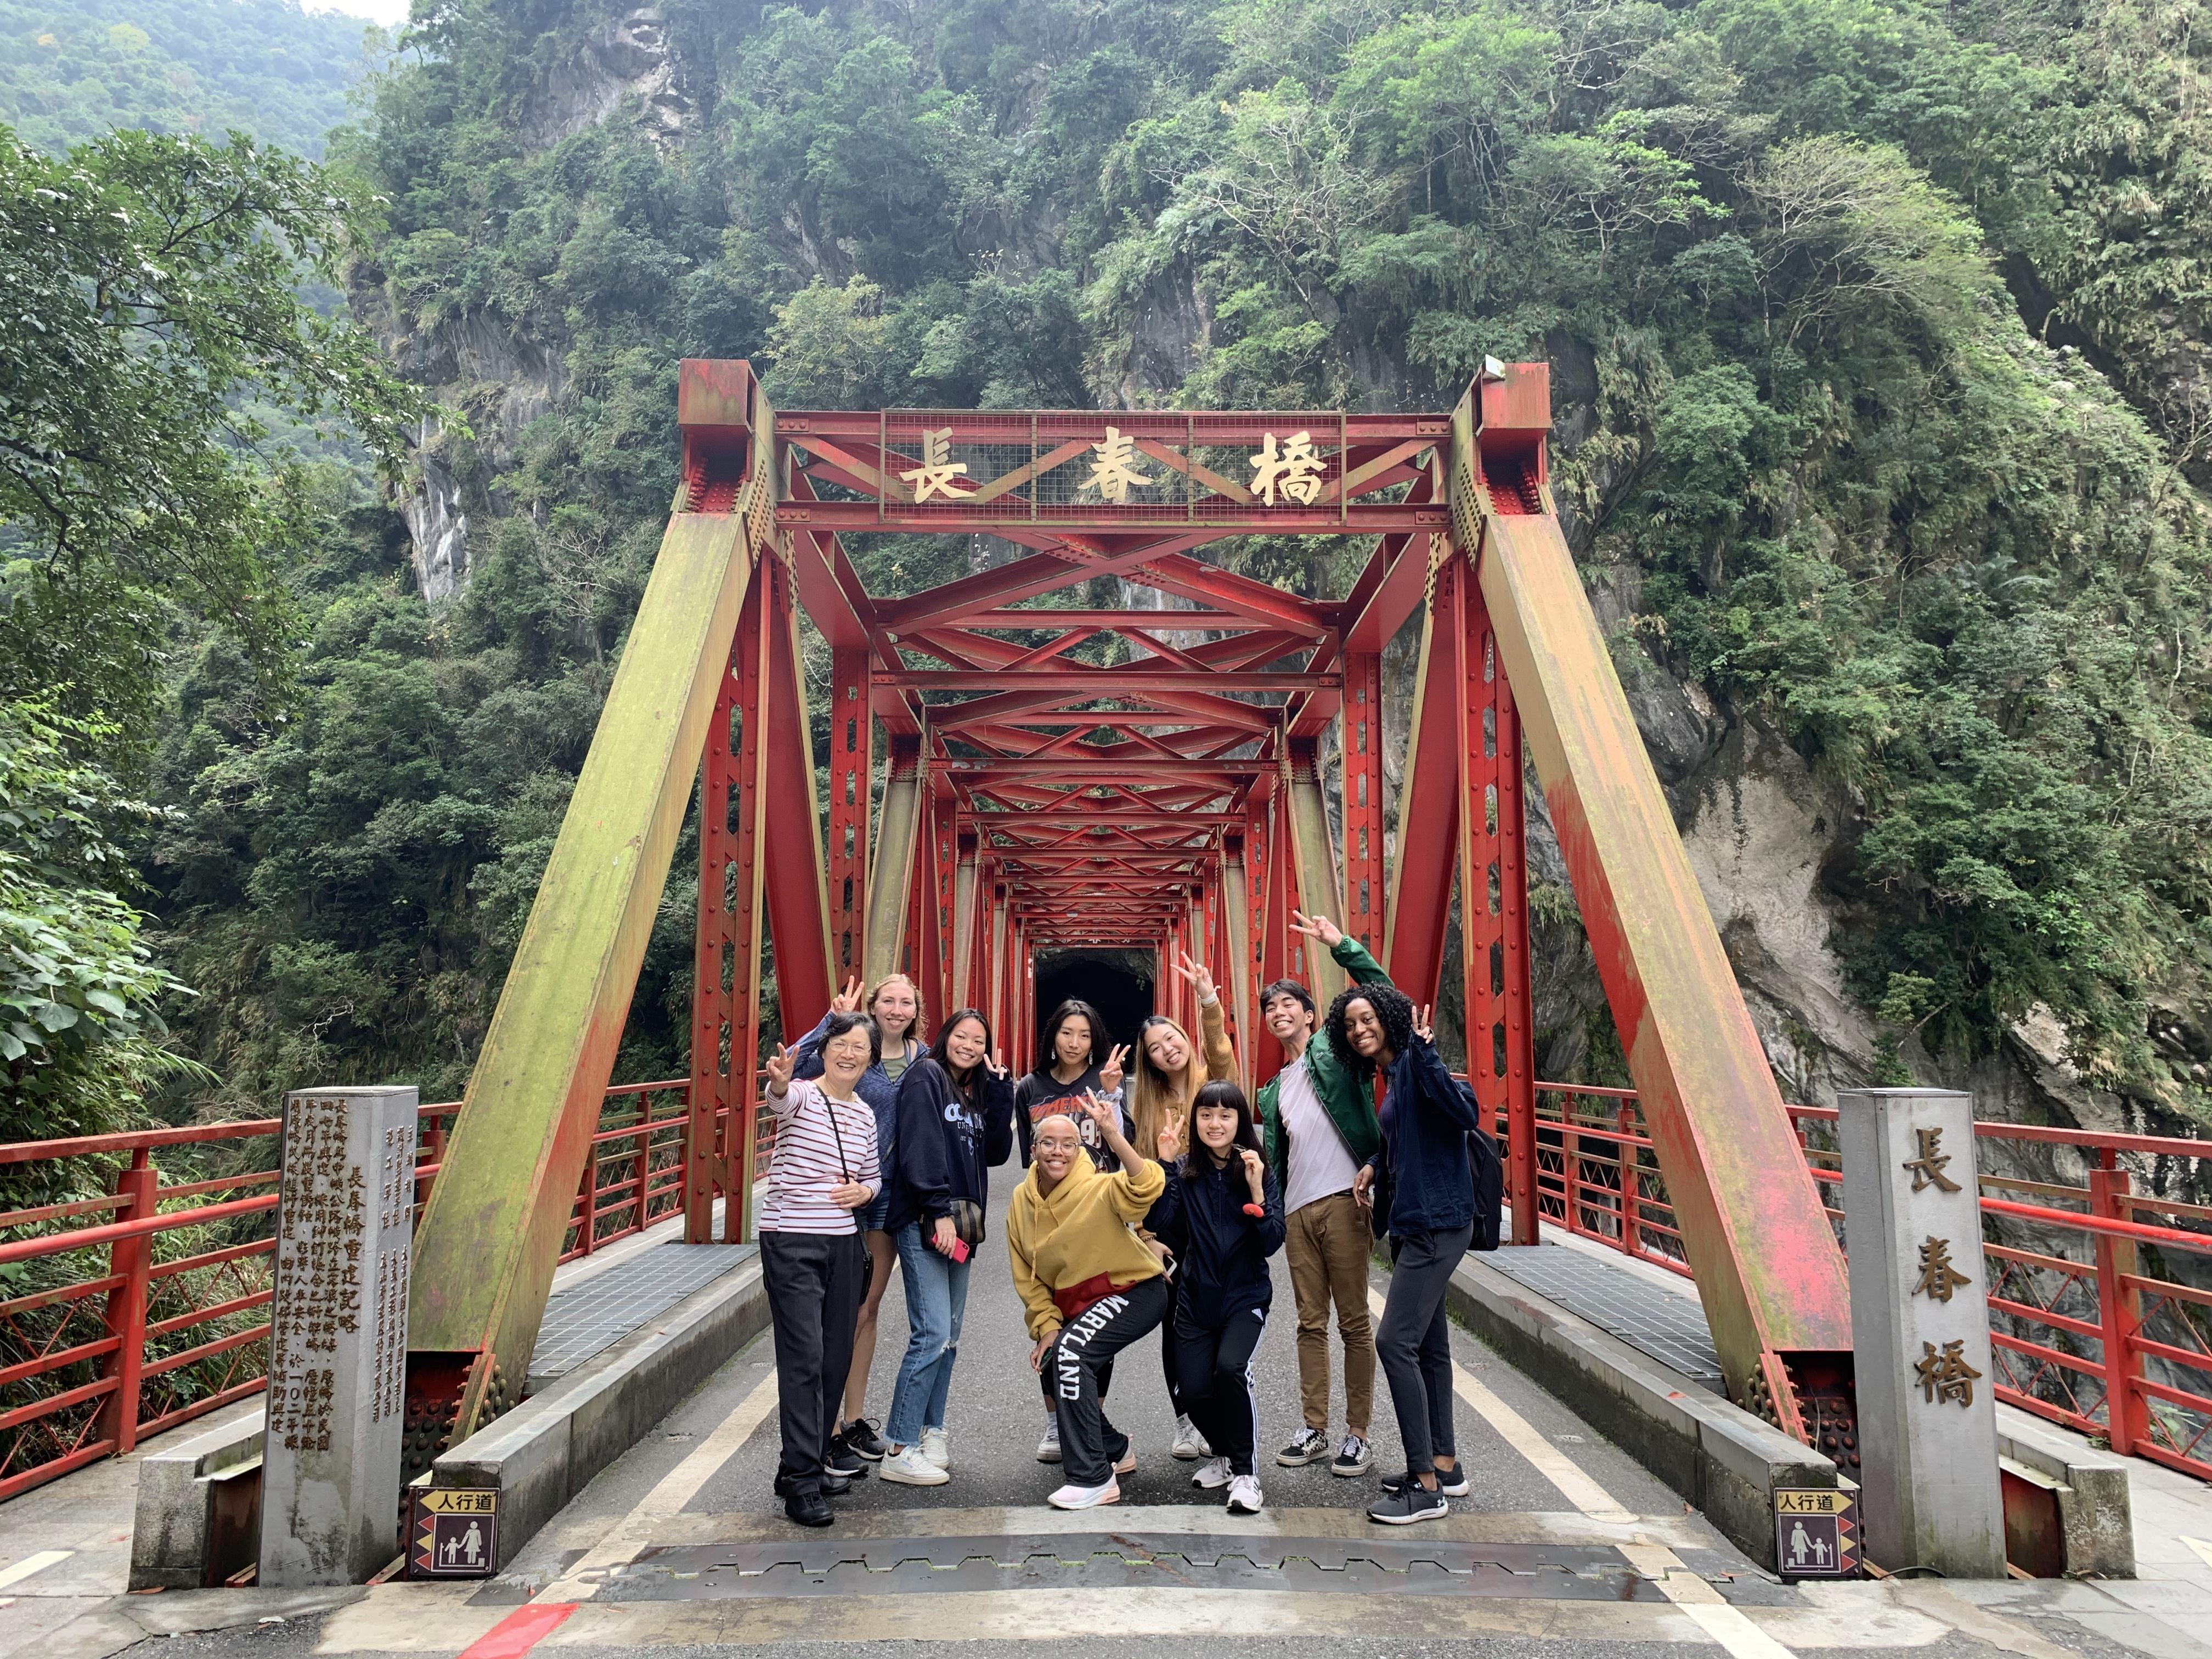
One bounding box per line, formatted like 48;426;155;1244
816;1087;853;1181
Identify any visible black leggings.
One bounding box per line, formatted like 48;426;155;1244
1039;1277;1171;1487
1376;1224;1472;1476
1174;1307;1268;1475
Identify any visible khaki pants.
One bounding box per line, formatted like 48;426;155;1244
1284;1190;1375;1436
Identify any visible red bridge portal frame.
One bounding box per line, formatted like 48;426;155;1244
403;361;1858;1460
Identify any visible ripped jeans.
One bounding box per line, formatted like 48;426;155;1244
884;1220;971;1447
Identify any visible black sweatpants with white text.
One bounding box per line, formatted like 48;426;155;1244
1039;1276;1171;1488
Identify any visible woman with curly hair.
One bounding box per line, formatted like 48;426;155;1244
1329;981;1500;1525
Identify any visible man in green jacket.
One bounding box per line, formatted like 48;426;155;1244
1256;910;1393;1477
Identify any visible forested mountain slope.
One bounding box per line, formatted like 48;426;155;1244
140;0;2212;1143
0;0;387;156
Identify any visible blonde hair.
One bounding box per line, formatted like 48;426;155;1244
1128;1014;1206;1158
866;974;925;1045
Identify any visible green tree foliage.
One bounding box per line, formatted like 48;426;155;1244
0;0;388;158
114;0;2212;1126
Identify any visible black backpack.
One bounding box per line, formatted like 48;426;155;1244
1458;1080;1504;1251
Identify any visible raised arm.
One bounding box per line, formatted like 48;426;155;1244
1407;1014;1481;1132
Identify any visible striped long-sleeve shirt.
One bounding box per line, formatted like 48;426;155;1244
757;1077;881;1235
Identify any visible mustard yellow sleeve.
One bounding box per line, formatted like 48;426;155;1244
1006;1192;1062;1342
1107;1155;1166;1222
1200;995;1236;1081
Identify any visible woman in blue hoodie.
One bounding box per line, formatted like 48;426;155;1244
1148;1080;1285;1516
1336;985;1500;1527
878;1007;1015;1488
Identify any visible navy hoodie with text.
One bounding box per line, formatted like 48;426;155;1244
887;1056;1016;1237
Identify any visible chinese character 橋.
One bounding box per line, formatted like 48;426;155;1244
1902;1125;1963;1194
1249;431;1327;505
1083;427;1152;503
1913;1339;1982;1407
899;427;973;503
1911;1235;1972;1303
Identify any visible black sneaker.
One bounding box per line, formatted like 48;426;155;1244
1381;1465;1469;1498
840;1419;888;1462
1331;1434;1373;1477
1368;1483;1450;1525
1276;1427;1329;1467
825;1446;866;1480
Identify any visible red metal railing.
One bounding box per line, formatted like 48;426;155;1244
1516;1082;2212;1482
0;1080;690;1503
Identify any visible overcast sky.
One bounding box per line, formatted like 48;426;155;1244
303;0;411;27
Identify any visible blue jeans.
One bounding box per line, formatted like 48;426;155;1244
885;1220;970;1446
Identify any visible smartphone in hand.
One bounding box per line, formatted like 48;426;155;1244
949;1237;971;1264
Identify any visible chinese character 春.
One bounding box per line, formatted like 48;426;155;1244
1083;427;1152;503
898;427;973;503
1914;1339;1982;1407
1249;430;1327;505
1903;1126;1962;1194
1912;1235;1972;1303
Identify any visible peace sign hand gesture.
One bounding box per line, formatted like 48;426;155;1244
984;1046;1009;1081
1099;1043;1128;1093
764;1042;794;1096
1080;1089;1120;1136
1172;949;1217;1005
1413;1005;1435;1045
1288;909;1344;948
829;975;863;1014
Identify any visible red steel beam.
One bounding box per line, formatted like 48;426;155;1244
1341;651;1385;956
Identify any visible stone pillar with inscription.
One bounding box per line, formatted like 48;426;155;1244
259;1087;417;1587
1839;1087;2005;1578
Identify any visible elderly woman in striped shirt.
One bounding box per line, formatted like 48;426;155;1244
759;1011;883;1527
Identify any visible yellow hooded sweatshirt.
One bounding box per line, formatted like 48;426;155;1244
1006;1150;1165;1342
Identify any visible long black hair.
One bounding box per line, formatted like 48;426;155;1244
1037;998;1108;1072
1324;981;1416;1080
927;1006;992;1086
1180;1080;1268;1177
818;1008;881;1066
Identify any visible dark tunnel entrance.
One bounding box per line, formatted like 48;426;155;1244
1031;948;1156;1056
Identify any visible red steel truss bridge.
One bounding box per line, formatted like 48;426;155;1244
398;360;1858;1465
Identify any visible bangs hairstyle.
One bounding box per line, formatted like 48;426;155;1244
1259;977;1316;1019
865;973;925;1039
1040;998;1108;1069
927;1007;993;1081
1324;982;1416;1078
1180;1080;1267;1177
818;1008;881;1066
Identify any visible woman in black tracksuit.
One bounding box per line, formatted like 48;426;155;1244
1147;1080;1285;1515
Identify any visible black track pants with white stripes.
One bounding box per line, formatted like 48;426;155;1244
1175;1306;1268;1476
1041;1276;1170;1487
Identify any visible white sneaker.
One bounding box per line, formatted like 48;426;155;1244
1047;1477;1120;1510
1227;1474;1263;1515
919;1427;951;1470
880;1443;949;1486
1036;1418;1062;1463
1190;1455;1232;1491
1171;1414;1211;1460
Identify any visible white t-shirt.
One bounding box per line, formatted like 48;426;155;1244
1276;1052;1361;1216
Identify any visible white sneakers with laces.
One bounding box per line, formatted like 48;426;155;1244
1047;1477;1120;1510
1171;1414;1211;1460
1189;1455;1232;1490
919;1427;951;1470
880;1442;949;1486
1036;1417;1062;1462
1227;1474;1263;1515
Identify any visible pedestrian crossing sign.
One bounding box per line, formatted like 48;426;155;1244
1773;1486;1858;1578
410;1486;499;1578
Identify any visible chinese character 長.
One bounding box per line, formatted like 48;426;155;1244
1249;430;1327;505
899;427;973;503
1914;1339;1982;1407
1903;1126;1962;1194
1911;1235;1972;1303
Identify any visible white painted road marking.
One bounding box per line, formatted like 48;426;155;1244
535;1364;780;1602
0;1549;71;1590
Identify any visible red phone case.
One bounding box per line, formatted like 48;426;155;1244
949;1237;971;1264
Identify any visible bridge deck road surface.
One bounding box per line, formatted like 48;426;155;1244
62;1162;2212;1659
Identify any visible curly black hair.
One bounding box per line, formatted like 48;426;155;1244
1323;981;1416;1078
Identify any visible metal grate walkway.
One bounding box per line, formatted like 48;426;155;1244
1486;1246;1725;1391
529;1243;756;1381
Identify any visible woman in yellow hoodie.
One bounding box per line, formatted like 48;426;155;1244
1007;1093;1167;1510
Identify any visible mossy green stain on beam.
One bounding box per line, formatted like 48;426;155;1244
408;511;757;1405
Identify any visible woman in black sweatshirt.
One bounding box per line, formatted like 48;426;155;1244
878;1007;1015;1487
1147;1080;1285;1515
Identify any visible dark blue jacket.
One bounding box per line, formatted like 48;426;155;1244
887;1056;1015;1237
1147;1154;1285;1328
1363;1034;1496;1239
791;1012;920;1173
